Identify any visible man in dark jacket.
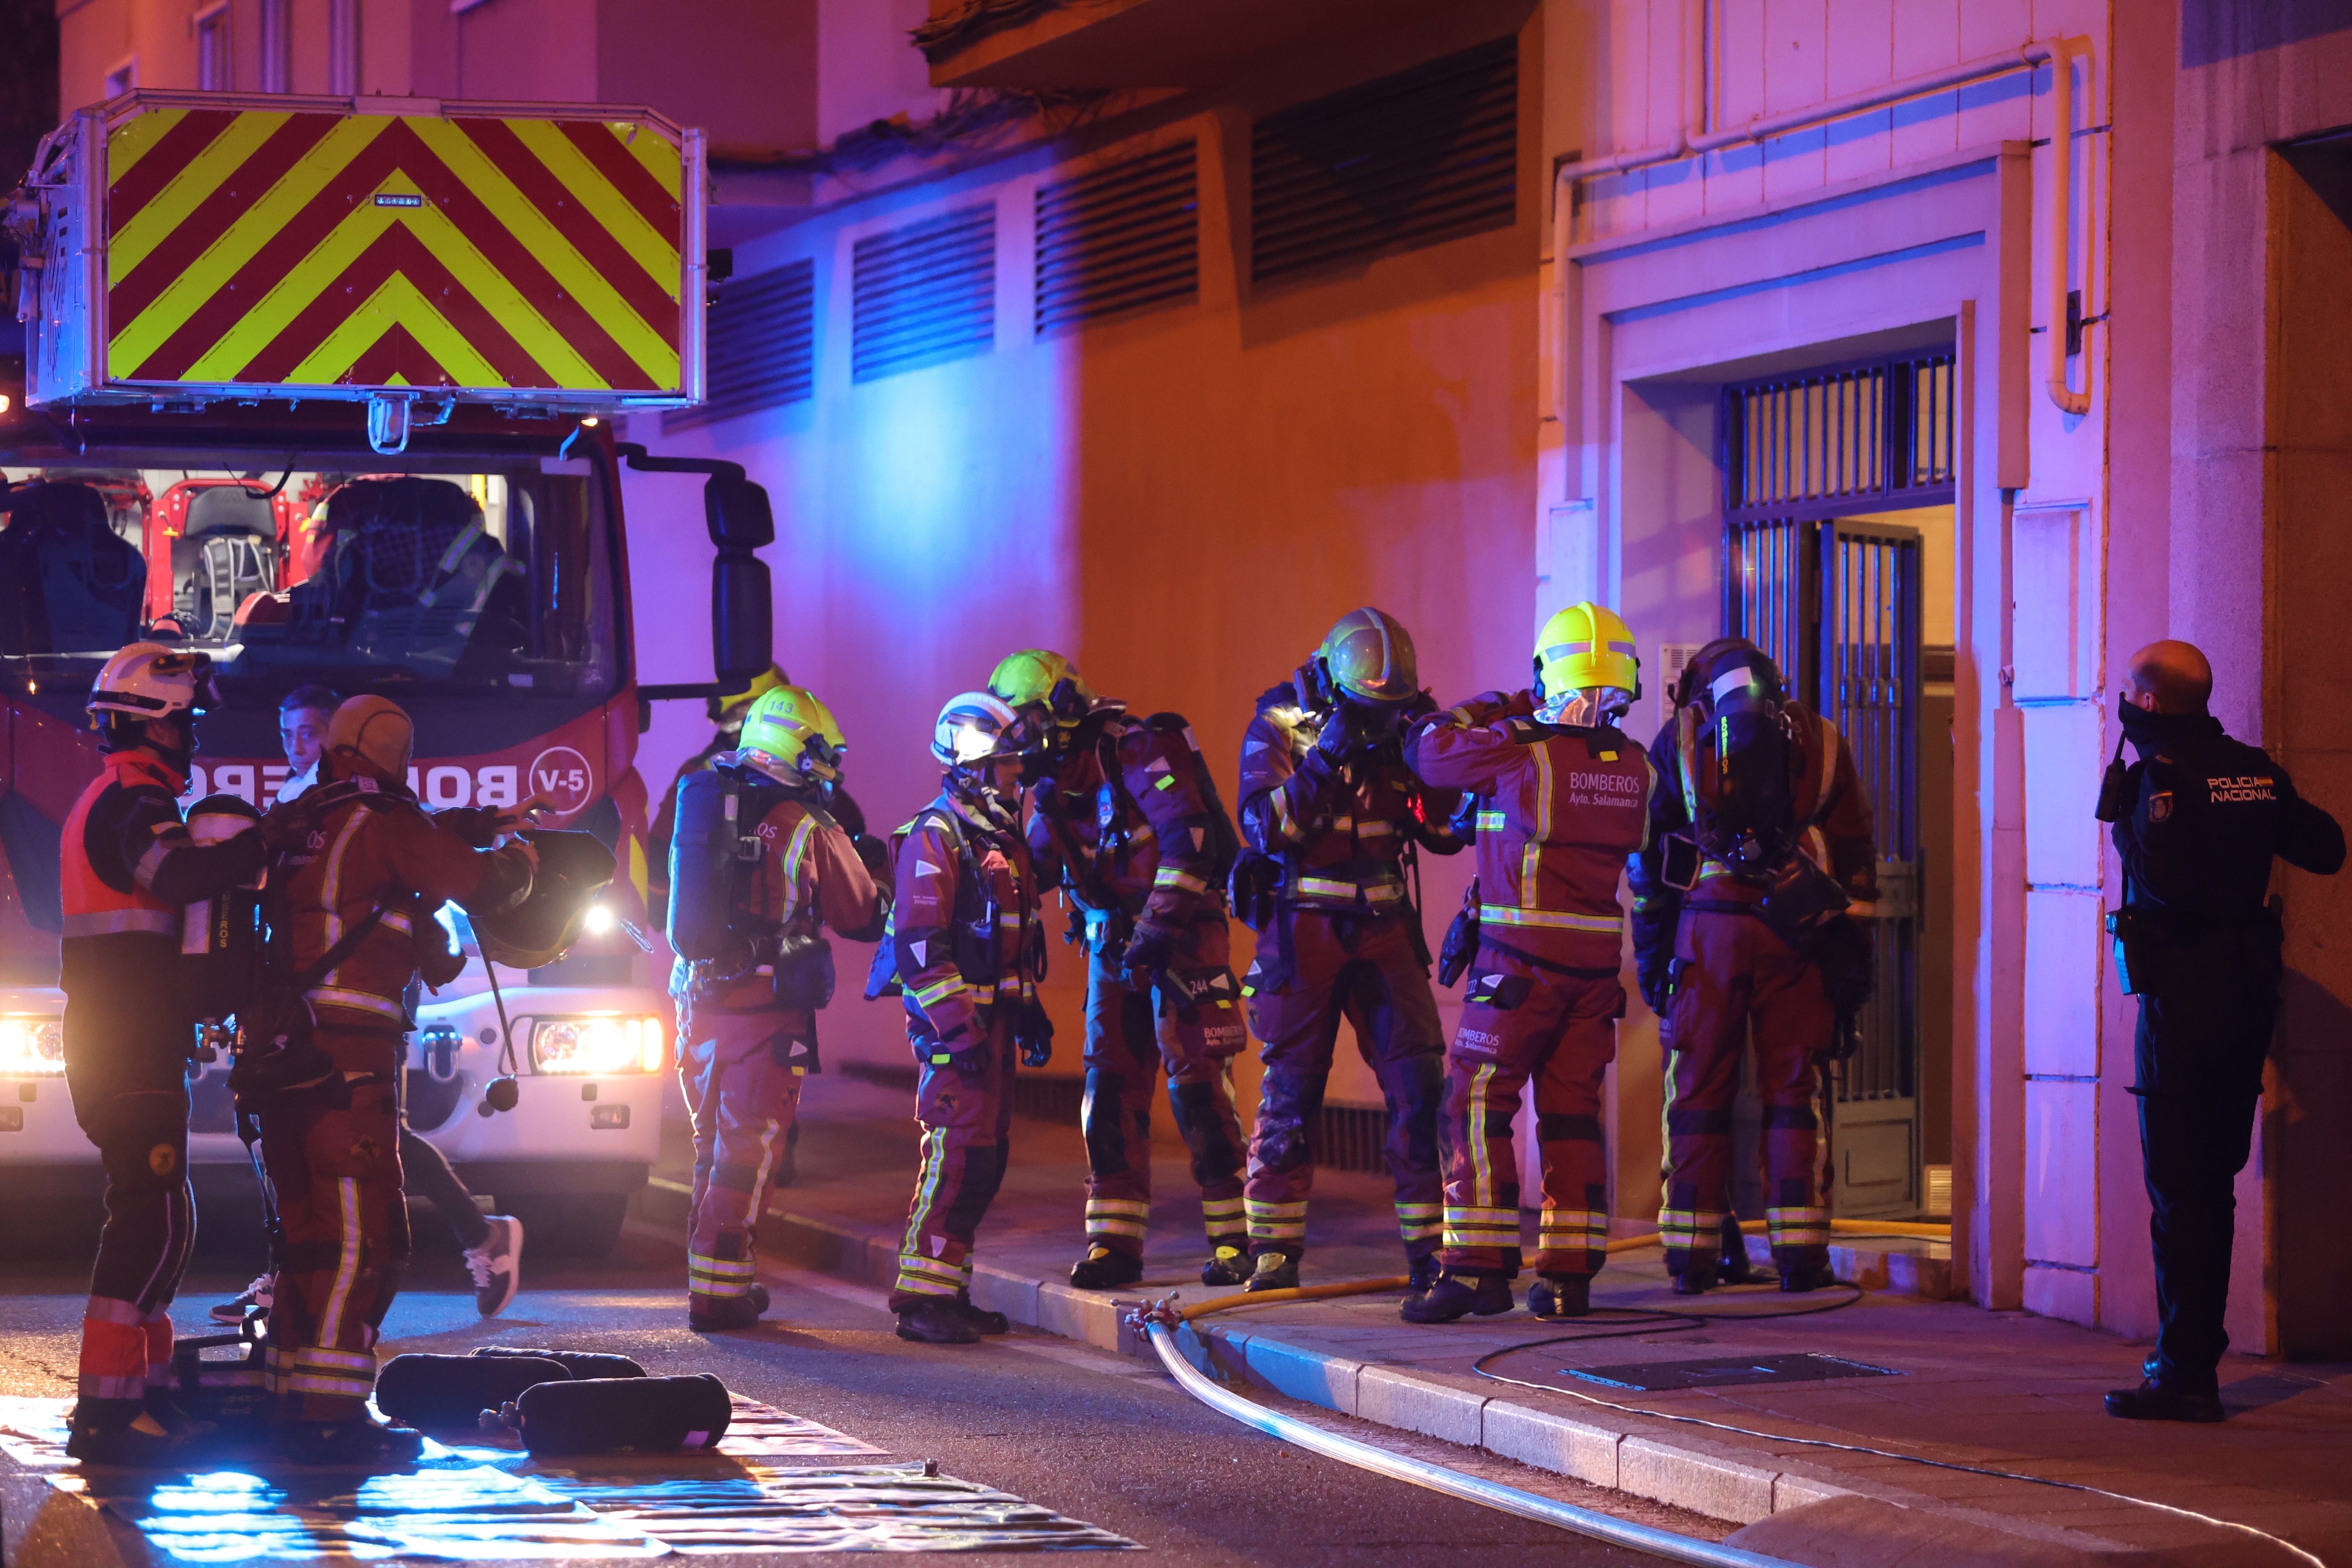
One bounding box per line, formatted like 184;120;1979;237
2100;640;2343;1423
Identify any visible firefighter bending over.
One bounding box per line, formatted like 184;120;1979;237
1401;605;1664;1324
989;651;1250;1292
251;696;534;1460
1629;640;1877;1295
1233;608;1464;1293
875;693;1049;1344
61;645;281;1465
667;685;888;1331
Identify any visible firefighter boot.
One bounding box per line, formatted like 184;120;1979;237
1718;1216;1756;1284
1201;1243;1252;1288
1243;1252;1299;1292
1069;1246;1144;1291
2104;1378;2225;1424
690;1295;763;1332
1672;1257;1716;1296
896;1298;982;1345
1528;1275;1592;1321
952;1291;1010;1335
281;1413;427;1466
1399;1272;1514;1324
1407;1253;1443;1294
64;1410;179;1467
1779;1262;1839;1293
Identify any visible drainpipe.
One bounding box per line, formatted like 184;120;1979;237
2043;38;2092;416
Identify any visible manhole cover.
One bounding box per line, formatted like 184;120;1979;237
1561;1353;1902;1392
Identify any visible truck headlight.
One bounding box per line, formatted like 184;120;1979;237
530;1015;664;1075
0;1015;66;1077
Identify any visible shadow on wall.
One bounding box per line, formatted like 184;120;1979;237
2181;0;2352;68
2272;965;2352;1359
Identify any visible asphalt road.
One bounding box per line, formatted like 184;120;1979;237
0;1202;1728;1565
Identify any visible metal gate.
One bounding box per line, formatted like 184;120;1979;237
1719;350;1945;1220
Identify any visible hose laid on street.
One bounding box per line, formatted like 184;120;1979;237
1136;1313;1804;1568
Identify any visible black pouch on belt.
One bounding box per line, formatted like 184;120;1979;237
2106;906;2151;995
771;933;835;1011
1437;877;1481;988
1754;855;1850;953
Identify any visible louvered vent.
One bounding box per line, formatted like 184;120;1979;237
664;260;815;432
1251;37;1518;285
852;205;996;383
1035;143;1199;336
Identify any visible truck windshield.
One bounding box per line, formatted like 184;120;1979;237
0;455;619;705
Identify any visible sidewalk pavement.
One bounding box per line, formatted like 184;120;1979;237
636;1070;2352;1567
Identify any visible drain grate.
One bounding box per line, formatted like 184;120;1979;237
1561;1352;1903;1392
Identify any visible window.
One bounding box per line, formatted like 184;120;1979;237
665;260;816;431
328;0;361;94
1035;142;1199;336
195;3;232;92
851;205;996;383
1721;351;1956;525
260;0;292;92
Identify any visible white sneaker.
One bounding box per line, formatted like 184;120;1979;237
209;1274;273;1325
464;1216;523;1318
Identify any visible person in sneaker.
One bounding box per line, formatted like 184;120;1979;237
987;651;1250;1295
1399;605;1665;1323
667;684;887;1331
1232;609;1465;1295
252;695;535;1462
878;693;1047;1345
59;645;286;1465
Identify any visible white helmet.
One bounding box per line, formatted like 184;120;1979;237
930;691;1028;769
87;643;217;720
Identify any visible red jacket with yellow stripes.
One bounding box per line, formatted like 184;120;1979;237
1025;709;1225;946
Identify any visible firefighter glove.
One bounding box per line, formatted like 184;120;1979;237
1122;923;1175;981
852;833;890;878
1017;1000;1055;1069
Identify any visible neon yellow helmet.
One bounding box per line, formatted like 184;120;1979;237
987;649;1094;730
1534;602;1641;713
736;684;845;787
712;663;790;727
1316;607;1419;706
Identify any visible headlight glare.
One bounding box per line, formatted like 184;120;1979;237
0;1015;66;1077
529;1015;664;1075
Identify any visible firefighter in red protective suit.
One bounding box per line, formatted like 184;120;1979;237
1629;638;1877;1295
1400;605;1664;1323
987;651;1250;1292
254;695;535;1459
669;684;888;1331
61;645;279;1465
879;692;1049;1345
1233;608;1465;1293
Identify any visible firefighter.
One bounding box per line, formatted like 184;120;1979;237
670;684;889;1331
254;695;534;1460
882;692;1048;1345
649;662;792;909
60;645;278;1465
1400;605;1662;1323
2099;640;2342;1423
1233;608;1465;1292
987;651;1249;1292
1629;638;1877;1295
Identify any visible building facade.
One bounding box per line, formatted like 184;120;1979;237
49;0;2352;1360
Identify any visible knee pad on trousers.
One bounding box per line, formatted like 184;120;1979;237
1254;1122;1312;1173
1169;1080;1243;1177
97;1096;191;1199
296;1086;403;1184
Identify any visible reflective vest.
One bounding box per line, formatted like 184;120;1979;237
60;750;188;939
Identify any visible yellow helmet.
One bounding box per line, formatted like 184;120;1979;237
987;648;1094;730
1315;607;1419;706
712;663;790;727
1534;603;1641;708
736;684;845;787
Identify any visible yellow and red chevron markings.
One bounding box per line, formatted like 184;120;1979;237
104;106;683;393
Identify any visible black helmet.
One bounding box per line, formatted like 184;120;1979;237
468;830;617;970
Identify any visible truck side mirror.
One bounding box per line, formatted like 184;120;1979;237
705;476;773;549
712;555;771;685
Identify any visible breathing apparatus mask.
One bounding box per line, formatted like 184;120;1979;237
1677;639;1800;880
933;691;1033;830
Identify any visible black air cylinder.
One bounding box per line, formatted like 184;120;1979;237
515;1373;733;1455
376;1353;571;1428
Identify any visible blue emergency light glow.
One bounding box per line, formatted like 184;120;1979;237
373;193;424;207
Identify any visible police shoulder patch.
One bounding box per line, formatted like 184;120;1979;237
2148;791;2173;822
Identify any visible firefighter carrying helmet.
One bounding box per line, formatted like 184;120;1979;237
734;684;845;788
930;691;1028;769
470;829;618;970
987;649;1095;731
87;643;217;720
1534;603;1641;724
1315;608;1420;706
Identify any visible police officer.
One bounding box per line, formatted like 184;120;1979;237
670;684;888;1331
61;645;279;1465
2100;640;2342;1423
880;693;1049;1345
1629;638;1877;1295
257;695;534;1460
987;651;1250;1293
1234;608;1465;1292
1401;605;1663;1323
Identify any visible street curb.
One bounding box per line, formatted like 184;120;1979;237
633;1176;2130;1553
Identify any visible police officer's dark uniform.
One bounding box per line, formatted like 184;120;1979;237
2103;699;2342;1421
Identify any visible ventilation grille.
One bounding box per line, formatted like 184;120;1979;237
664;260;815;432
852;205;996;383
1036;143;1199;335
1251;37;1518;285
1722;351;1956;523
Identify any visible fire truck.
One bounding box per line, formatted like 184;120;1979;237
0;90;770;1256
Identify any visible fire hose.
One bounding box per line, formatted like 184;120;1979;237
1128;1297;1803;1568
